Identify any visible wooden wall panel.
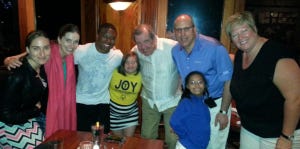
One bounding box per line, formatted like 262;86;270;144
18;0;35;51
99;0;140;54
140;0;158;33
15;0;242;55
157;0;168;37
220;0;245;53
80;0;99;44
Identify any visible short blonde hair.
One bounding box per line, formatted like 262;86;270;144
225;11;257;38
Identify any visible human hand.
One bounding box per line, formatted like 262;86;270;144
170;128;178;140
4;56;23;70
35;101;41;109
170;127;175;134
215;113;228;130
276;137;292;149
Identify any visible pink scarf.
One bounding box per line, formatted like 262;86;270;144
44;43;77;138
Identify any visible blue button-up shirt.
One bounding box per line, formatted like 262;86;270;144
172;34;233;98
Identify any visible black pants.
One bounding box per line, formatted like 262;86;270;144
76;103;110;134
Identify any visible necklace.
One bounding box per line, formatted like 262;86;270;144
36;73;47;88
27;57;47;88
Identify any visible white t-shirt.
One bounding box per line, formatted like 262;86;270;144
74;43;123;105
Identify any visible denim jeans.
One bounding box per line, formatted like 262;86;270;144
36;113;46;135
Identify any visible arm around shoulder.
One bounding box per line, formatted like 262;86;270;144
4;52;27;70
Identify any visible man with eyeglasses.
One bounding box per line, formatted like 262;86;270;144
171;14;233;149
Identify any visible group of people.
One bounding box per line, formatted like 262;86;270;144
0;11;299;149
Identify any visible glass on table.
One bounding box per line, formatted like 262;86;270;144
79;141;93;149
52;140;63;149
35;139;64;149
91;122;105;141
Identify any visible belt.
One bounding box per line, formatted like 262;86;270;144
211;97;221;100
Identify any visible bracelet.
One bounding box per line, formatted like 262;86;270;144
280;132;294;141
219;110;227;114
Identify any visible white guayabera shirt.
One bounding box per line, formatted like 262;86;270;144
132;37;181;112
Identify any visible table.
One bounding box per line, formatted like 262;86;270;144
39;130;164;149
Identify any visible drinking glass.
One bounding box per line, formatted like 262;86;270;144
91;123;105;142
79;141;93;149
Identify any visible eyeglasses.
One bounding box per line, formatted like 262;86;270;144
174;25;194;33
189;80;204;86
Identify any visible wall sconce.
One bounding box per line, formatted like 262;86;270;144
104;0;135;11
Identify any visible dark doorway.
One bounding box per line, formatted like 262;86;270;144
167;0;224;40
245;0;300;62
0;0;20;65
35;0;81;40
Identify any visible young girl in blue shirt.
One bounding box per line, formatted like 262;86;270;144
170;71;211;149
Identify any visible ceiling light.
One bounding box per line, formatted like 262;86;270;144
104;0;135;11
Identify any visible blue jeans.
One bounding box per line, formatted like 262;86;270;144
36;113;46;135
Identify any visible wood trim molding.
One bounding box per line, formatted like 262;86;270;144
18;0;35;51
140;0;158;32
80;0;86;43
220;0;245;53
220;0;235;53
140;0;167;37
157;0;168;37
80;0;99;44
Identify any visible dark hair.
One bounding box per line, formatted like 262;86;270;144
181;71;209;99
58;24;80;39
25;30;49;48
118;52;140;76
98;23;117;35
132;24;156;42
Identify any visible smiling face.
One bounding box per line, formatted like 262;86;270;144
174;15;197;52
134;31;157;56
230;23;259;52
26;36;51;66
186;74;206;96
95;28;117;54
124;55;138;74
58;32;80;57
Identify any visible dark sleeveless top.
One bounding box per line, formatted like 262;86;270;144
230;40;300;137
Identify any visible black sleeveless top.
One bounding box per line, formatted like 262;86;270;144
230;40;300;137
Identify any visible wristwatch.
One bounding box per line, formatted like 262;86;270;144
281;132;294;141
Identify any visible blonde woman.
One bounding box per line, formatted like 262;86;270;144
220;11;300;149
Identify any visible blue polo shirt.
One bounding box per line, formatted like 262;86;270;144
172;34;233;98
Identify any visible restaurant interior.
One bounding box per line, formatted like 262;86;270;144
1;0;300;149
